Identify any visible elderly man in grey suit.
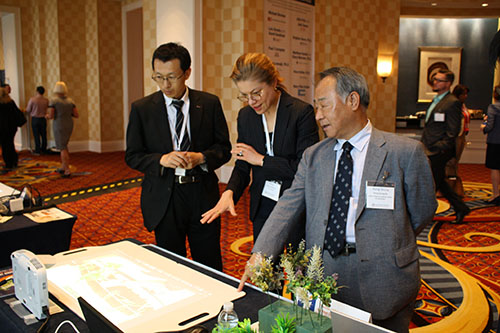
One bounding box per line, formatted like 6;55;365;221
238;67;437;333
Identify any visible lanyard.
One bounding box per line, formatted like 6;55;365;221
169;103;188;151
174;118;188;151
261;114;274;156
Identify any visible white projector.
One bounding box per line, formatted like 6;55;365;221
11;249;49;320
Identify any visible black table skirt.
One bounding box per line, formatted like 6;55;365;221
0;212;76;268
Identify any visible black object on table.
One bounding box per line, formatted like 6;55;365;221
0;239;280;333
0;210;76;268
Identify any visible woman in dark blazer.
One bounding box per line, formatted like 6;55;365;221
481;85;500;205
202;53;319;243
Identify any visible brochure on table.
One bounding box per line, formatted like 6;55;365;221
46;240;245;332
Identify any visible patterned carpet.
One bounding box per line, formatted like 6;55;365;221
1;151;499;332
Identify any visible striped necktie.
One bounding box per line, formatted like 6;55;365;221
324;142;354;257
172;99;190;151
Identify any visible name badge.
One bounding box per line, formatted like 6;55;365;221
262;180;282;202
175;168;186;176
434;113;445;122
366;181;395;210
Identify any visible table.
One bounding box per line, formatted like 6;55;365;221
0;210;76;268
0;182;19;196
0;240;391;332
0;240;280;333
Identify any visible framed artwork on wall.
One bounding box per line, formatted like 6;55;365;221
418;47;462;102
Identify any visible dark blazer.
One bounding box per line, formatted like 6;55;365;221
421;92;463;155
125;89;231;231
253;128;437;319
484;102;500;144
226;89;319;221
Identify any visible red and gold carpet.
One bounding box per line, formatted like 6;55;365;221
1;152;499;332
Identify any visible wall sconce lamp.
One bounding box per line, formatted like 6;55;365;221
377;54;393;83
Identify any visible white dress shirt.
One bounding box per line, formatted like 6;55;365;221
163;88;191;151
333;120;372;243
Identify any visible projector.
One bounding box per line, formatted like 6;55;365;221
11;249;49;320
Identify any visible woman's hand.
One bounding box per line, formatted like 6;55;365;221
200;190;236;224
232;143;264;166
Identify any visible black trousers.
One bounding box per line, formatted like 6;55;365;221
154;181;222;271
31;117;47;153
428;149;468;213
0;131;18;169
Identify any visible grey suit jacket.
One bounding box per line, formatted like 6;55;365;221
253;128;437;319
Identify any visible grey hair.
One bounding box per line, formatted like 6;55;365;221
318;67;370;108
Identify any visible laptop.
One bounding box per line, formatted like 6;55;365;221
77;297;123;333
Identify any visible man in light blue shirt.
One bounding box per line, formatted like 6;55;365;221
421;69;469;224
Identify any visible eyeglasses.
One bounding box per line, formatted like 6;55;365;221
152;72;185;84
432;78;449;83
237;89;264;102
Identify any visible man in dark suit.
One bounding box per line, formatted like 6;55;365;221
125;43;231;270
421;69;470;224
238;67;437;332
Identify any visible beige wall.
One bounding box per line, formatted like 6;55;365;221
203;0;400;142
98;0;123;143
314;0;400;132
3;0;495;152
0;0;123;152
0;22;3;69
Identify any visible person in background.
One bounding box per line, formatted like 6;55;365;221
26;86;49;155
125;43;231;271
445;84;470;196
0;87;22;173
47;81;79;177
238;67;436;333
481;85;500;205
421;69;470;224
1;83;11;95
201;53;319;247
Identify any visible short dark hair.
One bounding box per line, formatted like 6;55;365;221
318;67;370;108
36;86;45;95
452;84;468;98
494;85;500;101
152;42;191;72
437;68;455;84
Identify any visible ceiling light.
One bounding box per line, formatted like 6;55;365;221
431;3;437;6
482;3;489;7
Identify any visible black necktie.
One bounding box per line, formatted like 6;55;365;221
324;142;354;257
172;99;190;151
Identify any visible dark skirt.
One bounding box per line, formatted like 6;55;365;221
485;143;500;170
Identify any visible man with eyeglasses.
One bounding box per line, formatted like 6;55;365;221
125;43;231;270
237;67;436;332
421;68;469;224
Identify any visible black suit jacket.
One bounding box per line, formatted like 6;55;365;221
125;89;231;231
421;92;462;155
226;89;319;221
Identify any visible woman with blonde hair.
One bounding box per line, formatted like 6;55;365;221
202;53;319;246
47;81;79;177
